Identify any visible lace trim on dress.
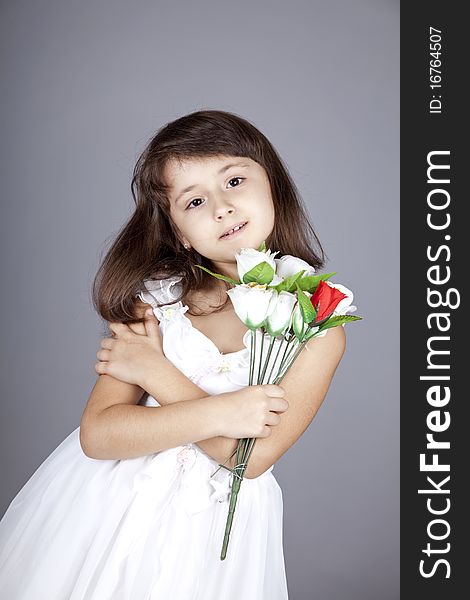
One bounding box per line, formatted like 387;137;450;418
135;275;184;311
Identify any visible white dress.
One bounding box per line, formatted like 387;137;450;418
0;275;289;599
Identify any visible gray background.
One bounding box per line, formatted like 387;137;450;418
0;1;399;598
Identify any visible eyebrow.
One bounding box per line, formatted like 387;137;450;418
174;162;251;203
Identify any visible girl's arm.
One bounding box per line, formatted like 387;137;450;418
80;359;239;467
140;355;240;467
79;374;228;460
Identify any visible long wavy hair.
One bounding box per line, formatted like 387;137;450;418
92;109;326;326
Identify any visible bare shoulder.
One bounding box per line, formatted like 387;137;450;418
309;324;346;358
282;325;346;388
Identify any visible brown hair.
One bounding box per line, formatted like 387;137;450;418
92;109;326;327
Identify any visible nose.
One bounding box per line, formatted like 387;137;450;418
213;196;235;220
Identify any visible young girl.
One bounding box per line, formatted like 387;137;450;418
0;109;346;599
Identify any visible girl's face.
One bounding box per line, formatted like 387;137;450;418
165;155;275;279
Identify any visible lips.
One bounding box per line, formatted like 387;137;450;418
219;221;248;239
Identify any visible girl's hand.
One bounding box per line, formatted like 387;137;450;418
216;384;289;439
95;309;164;388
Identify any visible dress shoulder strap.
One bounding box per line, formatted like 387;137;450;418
135;275;184;310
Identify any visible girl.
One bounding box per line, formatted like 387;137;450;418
0;110;346;599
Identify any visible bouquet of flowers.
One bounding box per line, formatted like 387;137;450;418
197;242;361;560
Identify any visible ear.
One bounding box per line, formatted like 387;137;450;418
173;227;190;250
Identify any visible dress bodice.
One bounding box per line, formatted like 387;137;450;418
136;275;253;401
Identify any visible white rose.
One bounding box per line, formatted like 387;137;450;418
274;255;316;279
265;291;297;337
235;248;279;282
227;284;277;330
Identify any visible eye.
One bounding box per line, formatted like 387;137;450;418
228;176;244;188
186;198;205;209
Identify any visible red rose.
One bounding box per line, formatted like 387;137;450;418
310;280;348;324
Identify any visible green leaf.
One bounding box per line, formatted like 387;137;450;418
272;270;305;292
297;272;336;292
196;265;240;286
242;261;274;284
257;240;267;253
318;315;362;331
295;284;317;323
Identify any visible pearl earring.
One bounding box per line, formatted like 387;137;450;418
183;243;190;250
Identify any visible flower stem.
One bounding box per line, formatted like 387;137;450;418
210;446;239;477
266;335;286;384
219;325;261;559
259;335;276;384
275;340;308;384
244;436;257;465
220;470;242;560
257;330;265;383
277;338;300;375
249;330;255;385
276;334;297;376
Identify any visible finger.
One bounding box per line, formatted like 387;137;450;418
263;384;286;397
109;322;132;337
266;412;281;426
271;397;289;412
144;308;161;337
96;349;111;361
100;338;114;350
95;361;107;375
